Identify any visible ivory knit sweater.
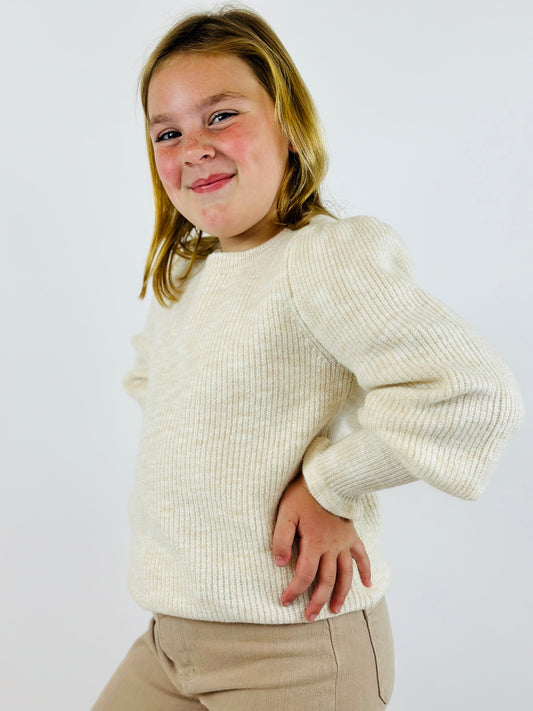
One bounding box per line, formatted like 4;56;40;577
124;215;522;624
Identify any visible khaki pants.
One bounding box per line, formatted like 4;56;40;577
92;598;394;710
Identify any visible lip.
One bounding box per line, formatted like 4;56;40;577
190;173;235;193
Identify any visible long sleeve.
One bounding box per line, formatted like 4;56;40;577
124;215;522;622
123;297;158;408
288;217;523;518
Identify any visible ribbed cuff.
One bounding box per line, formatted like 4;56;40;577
302;433;417;519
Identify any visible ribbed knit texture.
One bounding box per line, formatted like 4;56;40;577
124;215;523;624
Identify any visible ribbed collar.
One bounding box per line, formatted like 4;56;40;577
205;226;293;268
204;215;334;269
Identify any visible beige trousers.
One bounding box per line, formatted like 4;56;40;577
91;598;394;710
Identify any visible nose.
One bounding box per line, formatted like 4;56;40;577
183;130;215;165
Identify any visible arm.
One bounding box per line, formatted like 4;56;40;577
288;216;523;517
273;216;522;617
123;297;157;407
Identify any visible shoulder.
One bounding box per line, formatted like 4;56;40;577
287;215;414;292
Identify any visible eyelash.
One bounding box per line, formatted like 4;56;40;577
210;111;238;124
155;111;238;142
155;130;181;142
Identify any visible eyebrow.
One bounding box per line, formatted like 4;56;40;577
149;92;246;127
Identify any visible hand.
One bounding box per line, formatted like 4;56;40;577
272;474;371;622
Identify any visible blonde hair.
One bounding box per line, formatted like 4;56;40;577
139;6;333;304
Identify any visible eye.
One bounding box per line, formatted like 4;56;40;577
209;111;238;125
155;129;181;143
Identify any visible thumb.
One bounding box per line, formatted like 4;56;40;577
272;514;297;566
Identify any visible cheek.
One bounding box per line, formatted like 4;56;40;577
236;122;288;179
219;124;260;164
154;150;180;188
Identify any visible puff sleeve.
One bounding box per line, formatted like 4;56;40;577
123;297;158;408
288;216;523;518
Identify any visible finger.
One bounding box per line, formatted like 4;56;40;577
272;516;297;566
351;538;372;587
280;549;320;606
304;554;338;622
329;549;354;614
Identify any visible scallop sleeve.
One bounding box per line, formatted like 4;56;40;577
123;297;158;408
288;216;523;519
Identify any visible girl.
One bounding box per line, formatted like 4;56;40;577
93;7;522;710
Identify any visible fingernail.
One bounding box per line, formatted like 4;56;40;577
308;613;317;622
275;556;285;565
331;605;340;614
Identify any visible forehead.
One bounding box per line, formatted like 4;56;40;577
147;53;265;115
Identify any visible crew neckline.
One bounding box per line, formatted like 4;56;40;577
204;215;334;267
205;225;293;265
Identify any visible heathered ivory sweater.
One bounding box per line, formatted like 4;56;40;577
124;215;522;624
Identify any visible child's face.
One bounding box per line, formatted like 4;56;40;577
147;53;290;251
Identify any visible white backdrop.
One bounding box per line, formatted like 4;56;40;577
1;1;531;709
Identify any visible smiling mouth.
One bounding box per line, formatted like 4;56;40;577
190;174;235;193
